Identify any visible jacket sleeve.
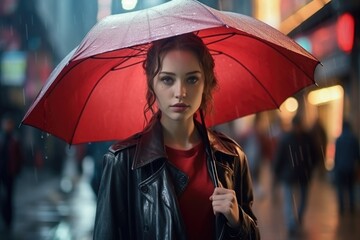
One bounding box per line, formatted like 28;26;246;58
225;147;260;240
93;151;130;240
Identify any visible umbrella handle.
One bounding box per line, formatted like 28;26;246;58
199;110;219;188
199;110;226;239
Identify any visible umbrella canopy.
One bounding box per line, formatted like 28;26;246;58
22;0;319;144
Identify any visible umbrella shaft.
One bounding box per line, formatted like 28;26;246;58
199;110;219;188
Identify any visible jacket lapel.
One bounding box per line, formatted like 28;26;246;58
132;116;238;170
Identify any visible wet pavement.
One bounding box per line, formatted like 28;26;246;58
0;152;96;240
0;158;359;240
253;161;360;240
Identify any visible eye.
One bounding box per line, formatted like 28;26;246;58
187;76;199;84
160;76;174;85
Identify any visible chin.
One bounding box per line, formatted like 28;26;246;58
163;112;194;123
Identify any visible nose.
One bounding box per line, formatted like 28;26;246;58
175;80;187;99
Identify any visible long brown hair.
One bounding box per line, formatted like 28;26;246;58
142;32;218;120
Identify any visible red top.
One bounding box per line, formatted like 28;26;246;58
166;142;215;240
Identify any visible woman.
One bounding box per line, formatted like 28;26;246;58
333;120;360;215
93;33;260;240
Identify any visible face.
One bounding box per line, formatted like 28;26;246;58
153;50;205;124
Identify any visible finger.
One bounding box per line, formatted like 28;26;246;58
212;187;226;195
211;190;235;201
212;198;235;208
211;194;232;203
212;202;235;215
213;187;236;196
210;188;237;206
209;187;222;200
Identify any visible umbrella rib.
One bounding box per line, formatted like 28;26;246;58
43;50;141;98
91;47;148;60
201;29;317;81
70;47;146;143
70;61;123;144
202;32;236;45
195;0;225;25
239;33;317;82
113;59;144;70
50;50;146;142
45;58;87;96
28;57;87;144
209;48;280;109
205;31;316;82
92;48;147;70
91;52;146;60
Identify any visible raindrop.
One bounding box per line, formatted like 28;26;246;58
33;167;38;182
25;23;29;40
30;140;34;156
22;88;26;105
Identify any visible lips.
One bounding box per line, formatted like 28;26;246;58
172;103;189;107
170;103;190;112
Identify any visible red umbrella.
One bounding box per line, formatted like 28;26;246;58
22;0;319;145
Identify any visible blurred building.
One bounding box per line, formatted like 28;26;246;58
1;0;50;114
216;0;360;172
0;0;53;170
110;0;252;15
0;0;98;173
230;0;360;172
286;0;360;170
35;0;98;62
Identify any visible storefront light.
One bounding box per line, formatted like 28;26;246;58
122;0;138;10
280;0;331;34
283;97;298;112
254;0;280;28
308;85;343;105
336;13;355;53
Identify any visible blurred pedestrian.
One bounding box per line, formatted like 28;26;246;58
86;141;112;196
273;115;317;236
0;113;23;230
333;120;360;216
75;143;88;176
239;114;265;199
309;118;327;177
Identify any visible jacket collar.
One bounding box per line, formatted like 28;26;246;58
132;115;237;169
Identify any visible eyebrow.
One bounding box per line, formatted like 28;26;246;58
159;71;202;75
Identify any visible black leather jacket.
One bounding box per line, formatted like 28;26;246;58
93;117;260;240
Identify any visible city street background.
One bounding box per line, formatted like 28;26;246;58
1;0;360;239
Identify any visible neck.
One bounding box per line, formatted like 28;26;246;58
161;117;201;150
